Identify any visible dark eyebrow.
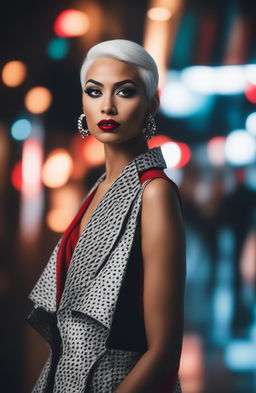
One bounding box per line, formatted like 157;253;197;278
85;79;138;87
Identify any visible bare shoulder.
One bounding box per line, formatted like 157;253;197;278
142;177;182;219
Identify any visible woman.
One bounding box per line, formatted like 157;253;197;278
26;39;186;393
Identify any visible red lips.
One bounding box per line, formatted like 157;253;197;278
97;119;120;126
97;119;120;131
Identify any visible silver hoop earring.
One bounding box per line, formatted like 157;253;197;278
78;114;91;138
142;113;156;140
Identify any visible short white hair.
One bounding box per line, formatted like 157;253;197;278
80;39;159;101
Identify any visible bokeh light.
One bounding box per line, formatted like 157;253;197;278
245;112;256;136
1;60;27;87
82;135;105;166
11;161;22;191
181;66;216;95
147;134;173;148
161;71;207;117
47;37;69;60
180;334;204;393
244;82;256;104
161;141;181;168
214;65;247;95
176;142;191;167
240;230;256;285
245;64;256;85
70;134;89;179
54;9;90;37
47;185;83;232
20;138;44;240
42;148;73;188
225;130;256;166
207;136;226;166
225;340;256;370
24;86;52;114
11;118;32;141
180;64;254;95
47;208;72;233
245;166;256;191
21;138;43;198
147;7;172;21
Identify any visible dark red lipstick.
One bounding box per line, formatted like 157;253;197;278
97;119;120;131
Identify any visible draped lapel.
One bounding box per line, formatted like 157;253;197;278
28;146;166;315
28;173;106;312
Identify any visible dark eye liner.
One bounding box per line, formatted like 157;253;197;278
84;86;137;97
118;87;137;96
84;87;101;95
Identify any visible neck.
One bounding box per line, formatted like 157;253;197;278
102;137;149;186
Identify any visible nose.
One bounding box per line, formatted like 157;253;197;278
101;93;117;115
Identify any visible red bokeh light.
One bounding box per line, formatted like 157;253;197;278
176;142;191;167
54;9;89;37
11;161;22;191
245;82;256;103
147;134;173;148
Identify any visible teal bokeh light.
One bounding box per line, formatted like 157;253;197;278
47;37;69;60
11;119;32;141
160;70;211;119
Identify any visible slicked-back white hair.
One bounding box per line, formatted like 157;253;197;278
80;39;159;101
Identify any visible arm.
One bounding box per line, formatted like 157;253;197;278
113;178;186;393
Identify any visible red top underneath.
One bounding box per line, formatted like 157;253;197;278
56;169;183;392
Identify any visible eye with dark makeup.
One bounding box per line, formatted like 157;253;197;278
84;86;137;98
117;87;137;97
84;87;101;97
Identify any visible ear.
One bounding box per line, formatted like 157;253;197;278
147;91;160;116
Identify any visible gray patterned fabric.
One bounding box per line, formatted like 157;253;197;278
26;146;182;393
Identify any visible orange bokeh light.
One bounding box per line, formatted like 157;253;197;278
47;208;73;233
147;7;172;21
54;9;90;37
1;60;27;87
42;148;73;188
82;135;105;166
24;86;52;114
47;185;83;232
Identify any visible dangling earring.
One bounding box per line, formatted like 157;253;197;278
142;113;156;140
78;114;91;138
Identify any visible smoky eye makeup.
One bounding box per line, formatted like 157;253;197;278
84;82;138;98
84;87;101;97
117;87;137;97
84;85;138;98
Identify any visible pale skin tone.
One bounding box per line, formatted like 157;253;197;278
80;57;186;393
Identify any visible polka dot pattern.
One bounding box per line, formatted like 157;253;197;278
86;348;143;392
28;237;62;312
26;147;183;392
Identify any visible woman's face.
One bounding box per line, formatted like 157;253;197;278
82;57;151;145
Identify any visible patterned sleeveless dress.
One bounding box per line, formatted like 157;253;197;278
54;169;183;393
